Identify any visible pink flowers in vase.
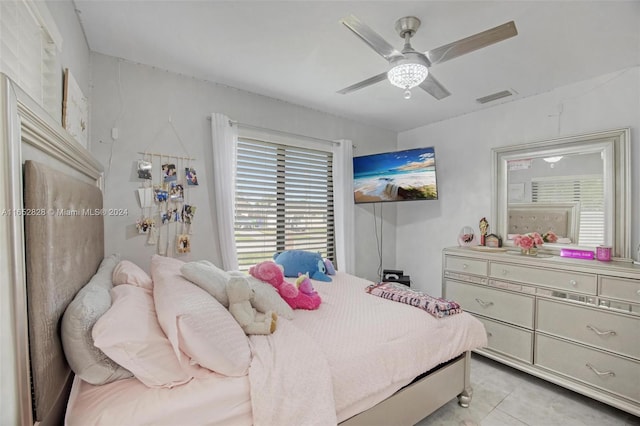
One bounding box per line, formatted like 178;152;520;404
513;232;544;250
542;231;558;243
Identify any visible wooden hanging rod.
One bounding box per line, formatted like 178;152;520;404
138;152;196;161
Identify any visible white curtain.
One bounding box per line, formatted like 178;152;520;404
333;139;355;274
210;113;239;270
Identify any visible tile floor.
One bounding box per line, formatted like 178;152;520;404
415;354;639;426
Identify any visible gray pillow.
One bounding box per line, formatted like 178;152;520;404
229;272;294;320
180;260;230;307
61;254;133;385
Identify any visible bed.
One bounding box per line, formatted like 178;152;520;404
1;73;487;426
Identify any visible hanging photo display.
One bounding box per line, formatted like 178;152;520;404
176;234;191;253
182;204;196;225
137;160;153;179
136;149;197;257
137;188;154;208
154;188;169;203
170;182;184;201
162;163;177;182
136;217;155;234
185;167;198;185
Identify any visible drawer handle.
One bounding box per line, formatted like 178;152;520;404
569;279;577;287
475;298;494;308
585;363;615;377
486;331;493;338
502;269;508;276
586;325;617;336
636;289;640;296
462;264;468;269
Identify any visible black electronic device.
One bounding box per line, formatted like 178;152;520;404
382;269;411;287
383;269;403;281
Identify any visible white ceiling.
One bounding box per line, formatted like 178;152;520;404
73;1;640;132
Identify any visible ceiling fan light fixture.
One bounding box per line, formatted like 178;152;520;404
543;156;563;163
387;61;428;90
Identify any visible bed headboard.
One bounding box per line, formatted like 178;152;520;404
507;202;579;240
0;74;105;426
23;160;105;425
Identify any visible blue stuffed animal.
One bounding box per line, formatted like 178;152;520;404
273;250;332;282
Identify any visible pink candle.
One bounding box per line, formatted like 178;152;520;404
596;246;612;261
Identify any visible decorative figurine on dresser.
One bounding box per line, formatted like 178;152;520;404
479;217;489;246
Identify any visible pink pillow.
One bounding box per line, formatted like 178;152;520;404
92;284;192;388
151;255;251;377
112;260;153;289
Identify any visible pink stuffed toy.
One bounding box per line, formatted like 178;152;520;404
294;273;322;310
249;261;321;310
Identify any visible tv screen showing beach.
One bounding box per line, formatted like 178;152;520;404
353;147;438;204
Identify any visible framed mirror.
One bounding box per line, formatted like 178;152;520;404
492;128;630;260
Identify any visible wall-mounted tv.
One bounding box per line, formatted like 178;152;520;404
353;147;438;204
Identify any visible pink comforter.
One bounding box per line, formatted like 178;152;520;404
66;272;486;425
250;272;487;423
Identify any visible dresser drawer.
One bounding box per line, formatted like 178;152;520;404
445;280;534;328
536;334;640;403
537;299;640;359
600;276;640;304
490;262;597;294
445;255;487;276
476;316;532;363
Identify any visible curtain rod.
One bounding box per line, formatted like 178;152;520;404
208;116;340;147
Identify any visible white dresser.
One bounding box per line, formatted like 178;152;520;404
442;247;640;416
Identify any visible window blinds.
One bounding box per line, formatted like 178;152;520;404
532;176;604;246
0;0;61;121
235;137;335;270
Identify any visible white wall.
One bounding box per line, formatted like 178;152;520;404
397;67;640;296
45;1;91;95
89;53;397;280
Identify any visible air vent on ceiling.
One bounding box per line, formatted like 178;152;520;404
476;90;514;104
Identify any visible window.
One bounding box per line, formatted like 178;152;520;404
0;0;62;121
532;175;604;246
234;137;335;270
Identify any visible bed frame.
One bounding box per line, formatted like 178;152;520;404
0;72;473;426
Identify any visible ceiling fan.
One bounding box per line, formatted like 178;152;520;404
337;15;518;99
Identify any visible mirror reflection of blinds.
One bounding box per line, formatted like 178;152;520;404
234;137;335;270
531;176;604;246
0;0;61;121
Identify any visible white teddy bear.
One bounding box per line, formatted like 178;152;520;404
226;276;277;335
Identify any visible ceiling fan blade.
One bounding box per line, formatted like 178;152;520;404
425;21;517;65
419;73;451;100
337;72;388;95
340;15;402;61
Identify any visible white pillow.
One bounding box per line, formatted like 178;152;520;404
152;255;251;376
93;285;193;388
230;272;294;320
180;260;230;307
112;260;153;289
61;254;133;385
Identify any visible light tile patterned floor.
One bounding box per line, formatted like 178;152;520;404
415;354;640;426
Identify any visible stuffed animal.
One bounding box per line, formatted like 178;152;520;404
296;274;322;310
296;274;320;297
273;250;332;282
226;276;277;335
249;261;321;310
323;258;336;275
